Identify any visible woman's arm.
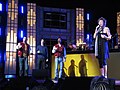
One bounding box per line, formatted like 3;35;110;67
93;25;99;38
101;27;112;40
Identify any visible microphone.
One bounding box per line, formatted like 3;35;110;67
63;67;67;70
97;25;100;27
96;25;100;30
74;65;78;68
97;25;103;33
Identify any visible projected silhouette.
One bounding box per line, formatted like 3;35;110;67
62;63;68;78
78;55;87;77
68;59;76;77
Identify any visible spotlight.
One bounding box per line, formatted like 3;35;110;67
0;52;1;62
87;13;89;21
21;6;24;14
0;27;1;36
0;3;2;11
20;30;23;38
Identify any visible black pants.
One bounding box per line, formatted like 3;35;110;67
37;58;45;70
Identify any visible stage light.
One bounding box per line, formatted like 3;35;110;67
0;27;1;36
0;3;2;11
0;52;1;62
4;52;6;61
87;13;89;21
5;75;15;78
87;34;90;40
20;30;23;38
21;6;24;13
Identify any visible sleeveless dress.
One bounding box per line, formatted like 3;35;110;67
95;28;109;68
97;32;109;60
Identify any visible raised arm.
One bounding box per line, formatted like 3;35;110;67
16;43;22;49
52;46;57;53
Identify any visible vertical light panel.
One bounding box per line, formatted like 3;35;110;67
5;0;18;74
27;3;36;74
0;3;2;11
76;8;84;46
0;52;1;62
87;13;89;21
21;6;24;13
117;12;120;46
20;30;23;38
0;27;1;36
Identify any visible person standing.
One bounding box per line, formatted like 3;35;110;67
36;38;48;70
93;17;112;78
52;37;66;81
16;37;30;76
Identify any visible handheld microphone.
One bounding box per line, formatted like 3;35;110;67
74;65;78;68
96;25;100;30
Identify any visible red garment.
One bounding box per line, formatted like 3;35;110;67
54;44;64;57
18;42;30;57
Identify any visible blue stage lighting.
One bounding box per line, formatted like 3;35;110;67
0;3;2;11
21;30;23;38
5;75;15;79
0;52;1;62
0;27;1;36
21;6;24;13
87;34;90;40
87;13;89;21
4;52;6;61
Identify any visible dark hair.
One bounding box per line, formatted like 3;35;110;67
97;17;107;26
71;59;75;63
58;37;62;40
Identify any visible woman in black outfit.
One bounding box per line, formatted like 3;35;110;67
93;17;112;78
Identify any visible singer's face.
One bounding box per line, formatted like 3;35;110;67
98;20;104;27
58;38;61;43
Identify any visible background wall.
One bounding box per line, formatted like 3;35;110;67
108;52;120;80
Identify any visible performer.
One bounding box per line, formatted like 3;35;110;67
36;38;48;70
93;17;112;78
16;37;30;76
52;37;66;81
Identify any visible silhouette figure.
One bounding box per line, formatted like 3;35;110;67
62;63;68;78
68;59;76;77
78;55;87;77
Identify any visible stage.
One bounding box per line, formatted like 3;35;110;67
0;75;120;90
